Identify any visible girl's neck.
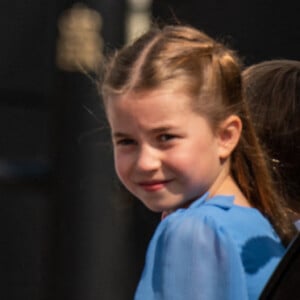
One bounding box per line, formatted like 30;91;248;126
208;160;252;207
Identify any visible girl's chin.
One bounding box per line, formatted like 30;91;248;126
143;202;180;214
142;203;170;213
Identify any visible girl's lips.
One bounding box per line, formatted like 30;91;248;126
138;179;172;192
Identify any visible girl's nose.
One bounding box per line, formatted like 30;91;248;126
135;146;161;172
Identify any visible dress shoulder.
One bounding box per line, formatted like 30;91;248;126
135;205;248;300
135;195;285;300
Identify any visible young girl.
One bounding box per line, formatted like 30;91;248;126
100;25;296;299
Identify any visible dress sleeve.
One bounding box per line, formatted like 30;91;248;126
135;213;248;300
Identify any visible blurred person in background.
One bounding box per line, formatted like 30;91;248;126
243;59;300;221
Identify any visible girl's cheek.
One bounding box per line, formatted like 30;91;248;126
164;151;185;167
114;154;130;178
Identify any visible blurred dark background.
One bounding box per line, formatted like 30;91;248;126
0;0;299;299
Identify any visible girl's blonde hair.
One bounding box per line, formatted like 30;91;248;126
101;25;296;245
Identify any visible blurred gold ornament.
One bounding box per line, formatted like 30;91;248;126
56;3;103;72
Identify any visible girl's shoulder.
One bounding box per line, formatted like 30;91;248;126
142;194;285;300
157;194;282;249
163;194;263;227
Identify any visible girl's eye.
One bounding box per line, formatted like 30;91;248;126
159;134;176;142
116;138;136;146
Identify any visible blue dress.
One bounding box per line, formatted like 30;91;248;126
134;193;285;300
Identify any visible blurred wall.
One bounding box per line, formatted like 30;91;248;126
152;0;300;65
0;1;63;299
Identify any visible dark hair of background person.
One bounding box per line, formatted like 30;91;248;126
242;59;300;220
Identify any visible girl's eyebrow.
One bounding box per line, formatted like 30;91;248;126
149;126;174;134
112;125;176;138
112;132;130;139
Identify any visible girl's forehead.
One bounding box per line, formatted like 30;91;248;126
106;89;200;129
108;89;194;115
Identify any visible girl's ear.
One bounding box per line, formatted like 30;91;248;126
217;115;242;159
